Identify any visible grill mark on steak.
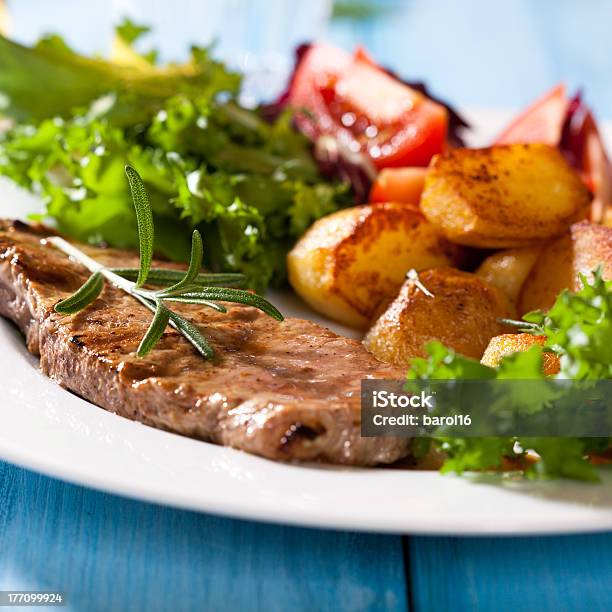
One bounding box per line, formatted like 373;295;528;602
0;220;410;465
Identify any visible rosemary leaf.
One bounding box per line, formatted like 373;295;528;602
180;288;284;321
168;311;214;359
125;165;154;288
157;230;203;295
111;268;247;288
54;272;104;314
137;301;170;357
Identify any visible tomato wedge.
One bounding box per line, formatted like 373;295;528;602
495;84;568;146
369;167;427;204
287;44;448;169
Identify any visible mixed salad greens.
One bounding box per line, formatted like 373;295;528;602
0;21;350;290
409;271;612;481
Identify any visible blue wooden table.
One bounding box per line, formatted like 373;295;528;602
2;1;612;610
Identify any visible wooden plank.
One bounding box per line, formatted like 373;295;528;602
0;462;408;612
407;533;612;611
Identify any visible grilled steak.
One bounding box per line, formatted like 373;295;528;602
0;220;410;465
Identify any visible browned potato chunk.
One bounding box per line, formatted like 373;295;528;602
519;221;612;314
421;144;591;248
476;246;543;308
481;334;560;375
363;268;512;365
287;203;463;329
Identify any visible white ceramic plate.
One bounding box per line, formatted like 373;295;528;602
1;109;612;536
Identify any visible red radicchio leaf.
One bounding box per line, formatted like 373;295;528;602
261;43;374;203
559;92;589;169
560;92;612;223
314;135;377;204
259;43;312;123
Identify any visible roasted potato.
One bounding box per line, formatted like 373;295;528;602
363;268;512;365
287;203;463;329
481;334;560;375
421;144;591;248
475;246;543;308
519;221;612;314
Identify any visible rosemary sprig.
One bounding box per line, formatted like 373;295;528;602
51;165;283;359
